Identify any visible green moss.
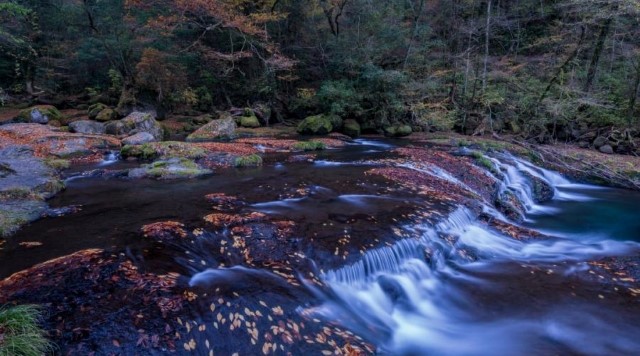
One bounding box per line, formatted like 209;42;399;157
471;152;500;176
88;103;107;119
144;158;209;179
16;105;63;123
120;144;158;160
44;159;70;170
95;108;117;122
240;115;261;128
234;154;263;167
0;189;40;202
293;141;326;151
384;124;412;137
0;304;54;356
297;115;333;135
38;179;65;198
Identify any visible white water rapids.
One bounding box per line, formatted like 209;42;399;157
306;154;640;355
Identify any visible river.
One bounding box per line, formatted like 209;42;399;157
2;138;639;355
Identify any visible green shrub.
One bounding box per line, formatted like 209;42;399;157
0;304;54;356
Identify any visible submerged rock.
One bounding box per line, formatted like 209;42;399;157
128;158;212;179
186;117;237;142
523;172;555;203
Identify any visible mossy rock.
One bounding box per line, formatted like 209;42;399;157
384;124;412;137
0;200;48;237
186;117;237;142
44;159;70;171
240;115;261;128
234;154;263;167
121;142;207;161
121;144;158;160
129;158;212;180
293;141;326;151
88;103;107;120
297;115;333;135
343;119;361;138
16;105;63;124
95;108;117;122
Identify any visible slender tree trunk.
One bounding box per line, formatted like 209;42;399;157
584;19;612;93
403;0;425;70
482;0;492;93
540;26;585;103
628;60;640;124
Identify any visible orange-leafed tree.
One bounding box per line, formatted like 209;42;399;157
135;48;186;104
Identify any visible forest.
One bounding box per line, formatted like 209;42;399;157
2;1;640;355
1;0;639;145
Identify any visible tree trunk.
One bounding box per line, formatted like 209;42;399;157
540;26;585;103
403;0;425;70
482;0;492;93
583;19;612;93
628;60;640;124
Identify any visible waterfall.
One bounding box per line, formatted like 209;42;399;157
308;157;640;355
98;150;120;166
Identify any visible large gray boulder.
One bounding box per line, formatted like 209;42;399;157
0;146;63;237
122;132;156;145
105;112;163;141
186;117;237;142
69;120;106;135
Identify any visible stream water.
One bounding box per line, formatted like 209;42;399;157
2;139;640;355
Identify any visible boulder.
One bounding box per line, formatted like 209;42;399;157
128;158;212;179
69;120;106;135
186;117;237;142
105;112;163;141
523;172;554;203
16;105;62;124
297;115;333;135
593;136;607;148
95;108;117;122
122;132;156;145
599;144;614;154
0;146;64;237
240;115;261;128
384;124;412;137
88;103;107;120
343;119;361;138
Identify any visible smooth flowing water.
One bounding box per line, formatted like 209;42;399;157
3;139;640;355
